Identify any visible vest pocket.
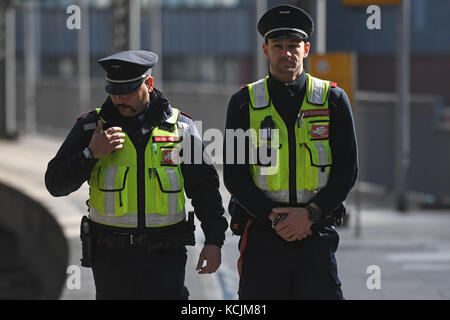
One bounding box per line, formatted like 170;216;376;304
152;166;185;216
96;166;130;215
304;142;332;167
97;166;129;192
253;143;281;167
303;142;331;189
251;145;282;193
155;167;183;193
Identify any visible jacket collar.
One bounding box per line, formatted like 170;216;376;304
267;70;306;96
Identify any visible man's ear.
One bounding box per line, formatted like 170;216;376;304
262;42;269;59
303;42;311;58
145;76;155;92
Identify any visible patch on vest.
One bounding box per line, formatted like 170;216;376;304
153;136;180;143
302;109;330;118
161;148;180;165
310;124;329;139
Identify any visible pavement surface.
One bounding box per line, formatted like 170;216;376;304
1;134;449;300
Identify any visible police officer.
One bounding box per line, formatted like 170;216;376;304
45;50;228;299
224;5;358;299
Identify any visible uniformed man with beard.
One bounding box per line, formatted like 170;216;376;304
46;50;228;299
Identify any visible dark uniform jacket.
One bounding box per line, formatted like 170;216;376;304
45;88;227;247
223;71;358;227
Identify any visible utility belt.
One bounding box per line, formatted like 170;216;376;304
80;212;196;268
228;196;346;236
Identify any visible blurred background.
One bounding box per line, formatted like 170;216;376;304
0;0;449;300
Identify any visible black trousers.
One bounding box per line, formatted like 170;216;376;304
91;243;189;300
239;222;344;300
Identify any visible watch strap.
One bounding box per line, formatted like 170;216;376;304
83;147;96;162
306;204;322;223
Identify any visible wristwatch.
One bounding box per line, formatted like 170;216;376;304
305;204;322;224
82;147;96;162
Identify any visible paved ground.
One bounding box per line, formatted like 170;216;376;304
1;134;449;300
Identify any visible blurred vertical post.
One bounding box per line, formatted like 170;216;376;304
0;2;16;138
129;0;141;50
149;0;163;90
112;0;129;52
24;0;38;134
78;0;90;114
255;0;267;79
316;0;327;54
395;0;411;212
5;6;16;137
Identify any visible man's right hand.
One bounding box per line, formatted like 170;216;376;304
88;121;125;159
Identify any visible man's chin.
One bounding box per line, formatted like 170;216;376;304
117;106;136;117
273;64;299;75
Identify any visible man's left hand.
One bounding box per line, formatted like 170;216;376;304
196;244;221;274
271;207;313;242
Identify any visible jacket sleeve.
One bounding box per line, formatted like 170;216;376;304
309;88;359;215
223;89;278;227
45;115;99;197
179;115;228;247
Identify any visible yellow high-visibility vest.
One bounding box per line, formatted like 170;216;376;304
87;108;186;228
247;74;332;204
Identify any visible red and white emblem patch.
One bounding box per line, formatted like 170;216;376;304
310;124;329;139
302;109;330;118
154;136;179;142
162;149;179;165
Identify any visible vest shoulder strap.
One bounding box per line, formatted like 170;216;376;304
249;74;332;108
163;107;179;125
306;73;331;106
158;107;180;132
248;77;269;109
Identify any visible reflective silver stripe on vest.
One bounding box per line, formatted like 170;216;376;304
252;78;269;109
314;142;329;188
314;142;329;165
309;77;326;105
89;208;186;228
103;166;118;216
262;189;317;204
90;208;137;227
146;208;186;227
256;169;269;191
164;167;180;215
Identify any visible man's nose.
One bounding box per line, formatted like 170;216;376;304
281;47;292;58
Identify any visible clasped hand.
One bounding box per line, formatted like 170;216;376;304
88;121;125;159
269;207;313;242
